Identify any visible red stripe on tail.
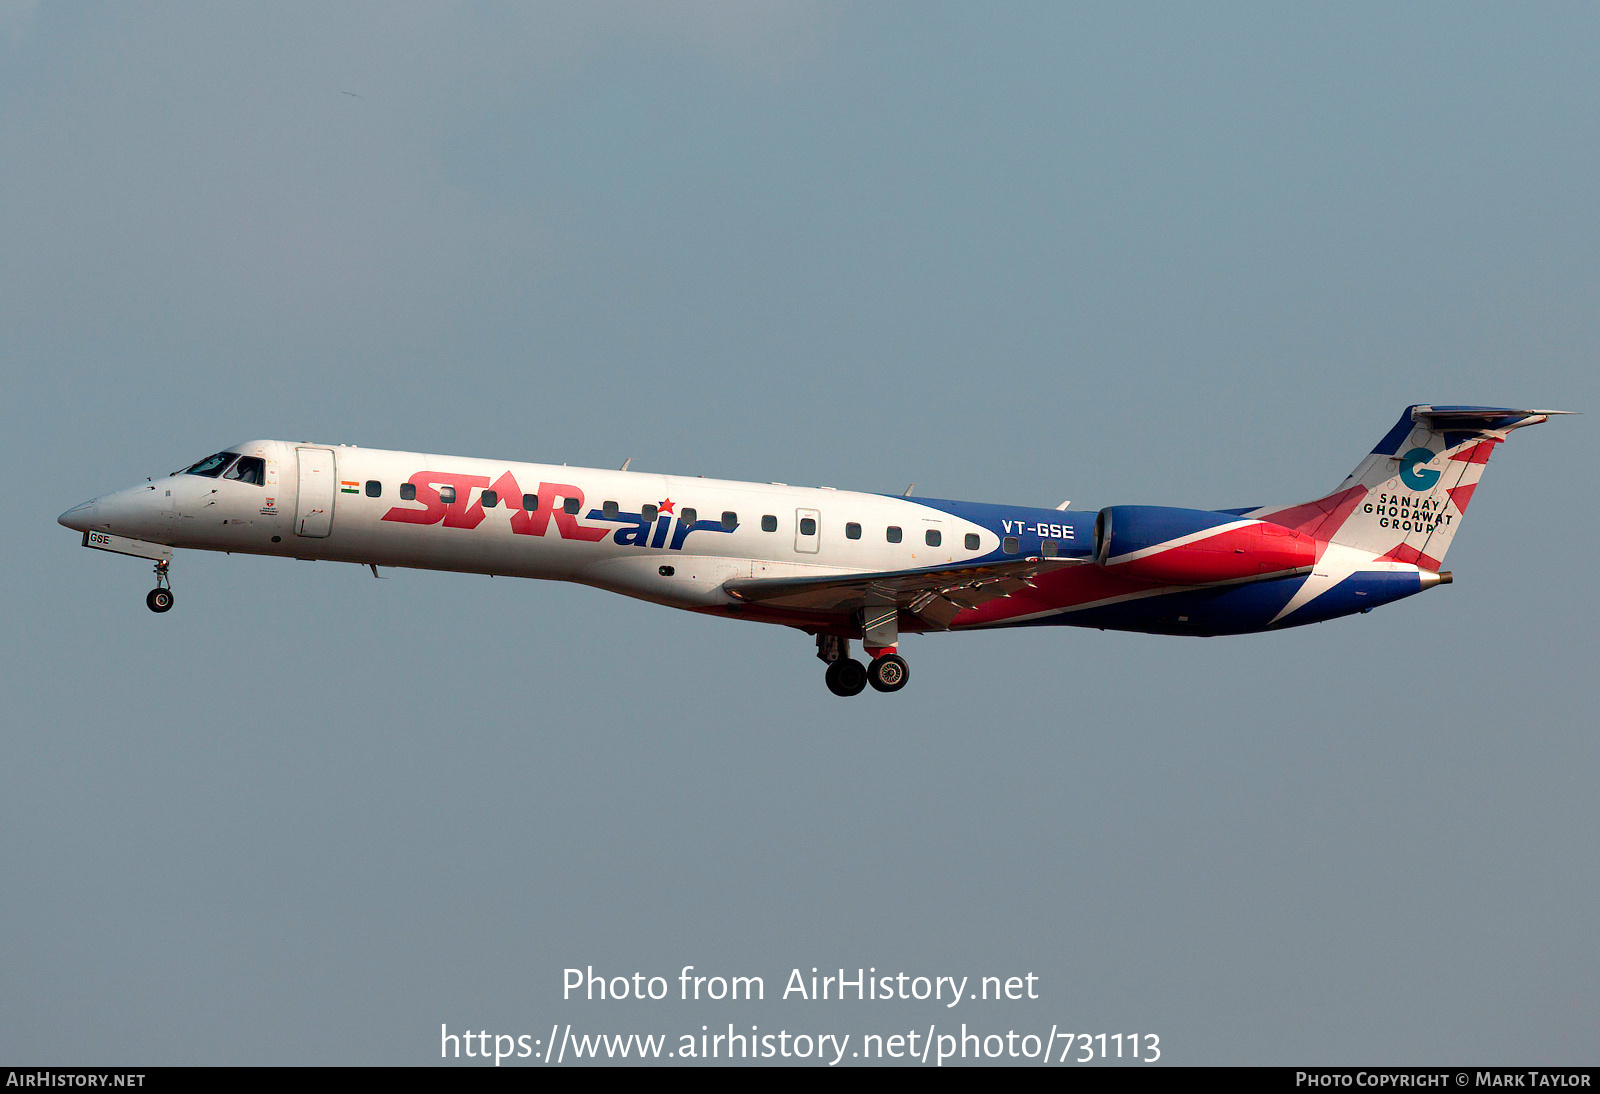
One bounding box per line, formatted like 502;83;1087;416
1378;543;1443;570
1449;440;1499;465
1447;483;1477;513
1254;485;1367;539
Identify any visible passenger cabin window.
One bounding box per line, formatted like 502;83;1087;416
925;529;942;547
364;480;381;498
681;508;697;526
603;501;619;520
887;526;902;543
846;522;861;540
761;515;777;532
439;486;457;504
1041;539;1059;558
1003;536;1019;555
641;503;658;522
721;511;737;531
563;497;580;515
481;490;499;508
223;456;266;486
799;517;817;536
522;493;539;511
965;533;980;551
184;452;237;478
400;483;417;501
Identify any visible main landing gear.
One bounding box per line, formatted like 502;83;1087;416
817;635;910;696
867;652;909;692
824;656;868;697
145;560;174;613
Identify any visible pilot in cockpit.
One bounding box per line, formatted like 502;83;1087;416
181;451;265;485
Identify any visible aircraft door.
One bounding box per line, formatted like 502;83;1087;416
294;447;336;538
795;508;821;554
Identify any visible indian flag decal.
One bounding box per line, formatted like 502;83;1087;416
340;480;360;494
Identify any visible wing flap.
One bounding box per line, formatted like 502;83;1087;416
723;557;1083;624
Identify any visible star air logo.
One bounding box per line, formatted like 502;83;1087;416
380;475;735;551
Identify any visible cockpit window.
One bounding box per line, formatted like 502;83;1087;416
185;452;238;478
223;456;266;485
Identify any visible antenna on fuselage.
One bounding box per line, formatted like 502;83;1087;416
1055;500;1071;510
620;457;633;471
903;484;916;497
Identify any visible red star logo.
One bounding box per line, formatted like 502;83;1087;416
657;498;675;515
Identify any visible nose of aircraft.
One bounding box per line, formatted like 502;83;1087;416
60;482;176;541
59;499;98;533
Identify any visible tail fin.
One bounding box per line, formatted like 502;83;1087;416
1247;405;1569;568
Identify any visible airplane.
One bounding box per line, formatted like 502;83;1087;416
59;404;1566;696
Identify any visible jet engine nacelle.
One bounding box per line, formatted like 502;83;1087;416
1093;505;1318;586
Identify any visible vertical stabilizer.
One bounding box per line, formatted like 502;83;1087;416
1247;405;1566;569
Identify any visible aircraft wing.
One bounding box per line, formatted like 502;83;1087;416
723;557;1086;628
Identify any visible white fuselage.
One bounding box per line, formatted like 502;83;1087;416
75;440;1011;614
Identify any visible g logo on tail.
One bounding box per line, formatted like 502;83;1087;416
1398;447;1441;490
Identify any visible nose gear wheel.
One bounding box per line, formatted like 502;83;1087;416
146;559;173;613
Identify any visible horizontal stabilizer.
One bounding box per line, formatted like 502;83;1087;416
1411;406;1573;425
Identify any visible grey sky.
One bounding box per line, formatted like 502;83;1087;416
3;2;1595;1065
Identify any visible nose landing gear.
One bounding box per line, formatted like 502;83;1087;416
146;560;174;613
